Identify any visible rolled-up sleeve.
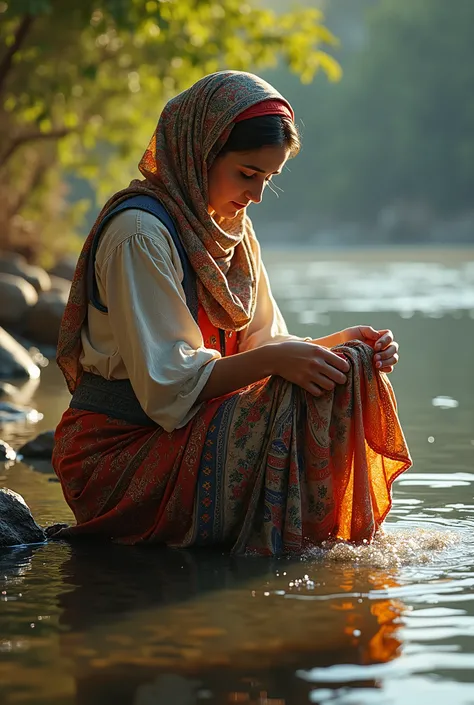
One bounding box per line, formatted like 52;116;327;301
99;232;220;432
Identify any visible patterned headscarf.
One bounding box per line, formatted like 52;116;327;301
57;71;294;393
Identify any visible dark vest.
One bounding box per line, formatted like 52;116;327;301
70;195;225;426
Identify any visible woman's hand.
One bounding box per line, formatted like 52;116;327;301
273;340;350;396
339;326;399;373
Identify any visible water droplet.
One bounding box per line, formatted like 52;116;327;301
428;436;435;443
353;629;361;637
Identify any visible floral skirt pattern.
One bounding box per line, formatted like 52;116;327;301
51;342;411;555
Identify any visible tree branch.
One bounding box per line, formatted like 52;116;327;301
0;14;35;97
0;126;76;167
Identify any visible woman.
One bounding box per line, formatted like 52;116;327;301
52;71;411;555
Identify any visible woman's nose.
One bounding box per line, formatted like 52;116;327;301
245;181;265;204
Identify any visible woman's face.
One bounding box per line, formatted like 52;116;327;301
207;144;289;219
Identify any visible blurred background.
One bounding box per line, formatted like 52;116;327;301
1;3;474;705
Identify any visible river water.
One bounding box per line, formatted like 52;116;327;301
1;247;474;705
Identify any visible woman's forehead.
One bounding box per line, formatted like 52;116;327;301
228;145;289;172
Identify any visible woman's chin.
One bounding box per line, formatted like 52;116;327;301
211;205;240;220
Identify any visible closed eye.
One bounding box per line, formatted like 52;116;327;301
240;172;274;182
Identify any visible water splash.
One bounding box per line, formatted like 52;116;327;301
303;527;460;568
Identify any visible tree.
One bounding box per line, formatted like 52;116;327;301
0;0;339;263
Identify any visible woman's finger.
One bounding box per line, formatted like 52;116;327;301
375;344;399;362
376;353;399;370
313;372;336;391
375;330;394;350
306;382;323;397
379;365;394;374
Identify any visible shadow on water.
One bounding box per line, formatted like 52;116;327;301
0;540;405;705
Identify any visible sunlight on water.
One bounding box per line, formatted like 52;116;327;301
266;255;474;318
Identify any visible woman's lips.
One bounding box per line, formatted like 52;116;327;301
231;201;247;209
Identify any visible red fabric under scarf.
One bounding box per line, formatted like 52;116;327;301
234;99;295;123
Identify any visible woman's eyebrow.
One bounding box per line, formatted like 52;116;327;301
241;163;281;175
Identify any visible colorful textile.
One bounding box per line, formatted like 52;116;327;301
51;341;411;555
57;71;294;394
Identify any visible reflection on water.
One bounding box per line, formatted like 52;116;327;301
1;248;474;704
0;541;407;704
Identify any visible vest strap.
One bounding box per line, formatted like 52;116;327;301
87;194;199;322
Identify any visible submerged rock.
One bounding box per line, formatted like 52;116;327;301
18;430;55;459
0;440;16;461
0;488;45;547
0;401;39;424
0;327;41;380
0;401;29;419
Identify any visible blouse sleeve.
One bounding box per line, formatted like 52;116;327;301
238;259;307;352
98;224;220;433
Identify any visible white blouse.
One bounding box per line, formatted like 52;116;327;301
80;208;302;431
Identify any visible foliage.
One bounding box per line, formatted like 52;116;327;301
0;0;339;261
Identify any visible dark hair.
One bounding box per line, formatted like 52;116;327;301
219;115;301;158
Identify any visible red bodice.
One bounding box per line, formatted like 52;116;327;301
197;303;238;356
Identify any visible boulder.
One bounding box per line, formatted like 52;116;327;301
0;273;38;326
22;265;51;294
48;256;77;282
18;430;55;459
0;488;45;547
0;327;40;380
0;440;16;461
24;289;68;346
49;274;71;296
0;252;51;293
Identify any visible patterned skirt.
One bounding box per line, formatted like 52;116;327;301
51;343;411;555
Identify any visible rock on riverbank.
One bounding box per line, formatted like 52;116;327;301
0;252;75;379
0;488;46;547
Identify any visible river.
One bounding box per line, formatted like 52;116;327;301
1;246;473;705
